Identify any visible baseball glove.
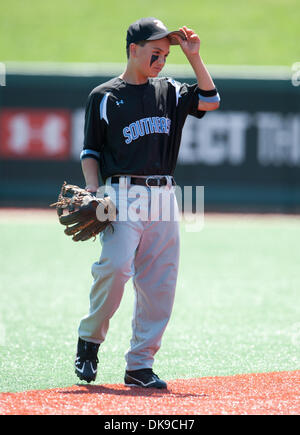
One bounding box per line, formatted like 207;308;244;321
50;181;117;241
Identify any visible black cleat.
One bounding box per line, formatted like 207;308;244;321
124;368;167;389
75;337;100;383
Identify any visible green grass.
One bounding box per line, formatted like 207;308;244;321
0;0;299;65
0;214;299;393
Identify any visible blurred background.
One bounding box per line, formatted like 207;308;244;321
0;0;299;212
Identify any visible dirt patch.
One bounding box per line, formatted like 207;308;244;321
0;370;299;415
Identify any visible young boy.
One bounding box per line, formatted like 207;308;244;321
75;17;220;389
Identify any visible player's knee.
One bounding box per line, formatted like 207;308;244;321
92;258;132;281
111;258;132;279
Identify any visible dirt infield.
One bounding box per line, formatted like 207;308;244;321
1;370;299;415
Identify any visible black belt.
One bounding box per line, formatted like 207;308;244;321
111;176;176;187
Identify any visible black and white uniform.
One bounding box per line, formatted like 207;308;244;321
78;76;206;371
81;76;205;180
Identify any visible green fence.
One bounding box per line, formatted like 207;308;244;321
0;64;299;211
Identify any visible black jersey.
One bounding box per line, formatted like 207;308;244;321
81;76;206;182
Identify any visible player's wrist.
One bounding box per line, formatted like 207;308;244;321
185;52;202;73
85;184;99;193
185;48;200;56
185;51;201;63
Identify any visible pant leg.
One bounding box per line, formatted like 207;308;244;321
125;192;180;370
78;218;143;344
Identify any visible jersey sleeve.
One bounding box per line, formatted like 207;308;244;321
167;78;206;120
80;91;106;162
178;82;206;119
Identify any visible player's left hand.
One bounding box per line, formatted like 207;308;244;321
175;26;200;57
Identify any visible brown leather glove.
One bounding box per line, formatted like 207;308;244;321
50;182;117;241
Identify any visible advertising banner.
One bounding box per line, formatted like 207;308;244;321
0;66;299;210
0;109;71;159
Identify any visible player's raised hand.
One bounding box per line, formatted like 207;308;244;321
175;26;201;57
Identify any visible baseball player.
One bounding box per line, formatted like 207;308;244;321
75;17;220;388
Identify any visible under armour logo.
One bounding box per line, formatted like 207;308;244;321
116;100;124;107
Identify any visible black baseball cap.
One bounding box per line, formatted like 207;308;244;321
126;17;186;48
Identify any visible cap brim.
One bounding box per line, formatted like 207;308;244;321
167;30;187;45
146;30;187;45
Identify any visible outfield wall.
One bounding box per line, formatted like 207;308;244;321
0;63;299;212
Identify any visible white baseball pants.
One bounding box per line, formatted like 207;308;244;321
78;176;180;370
